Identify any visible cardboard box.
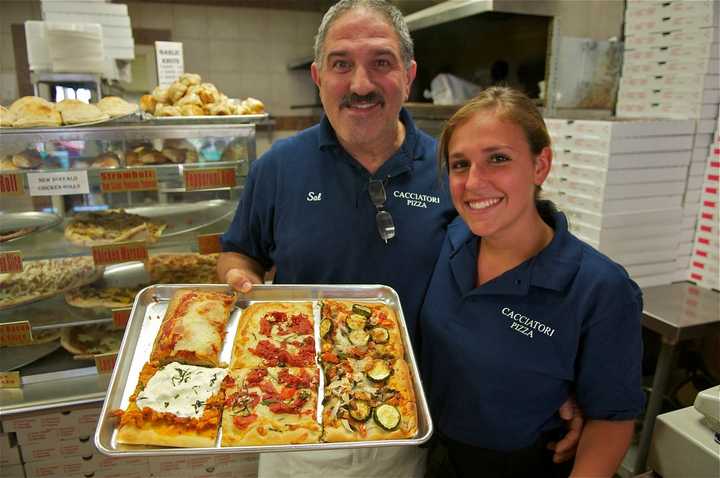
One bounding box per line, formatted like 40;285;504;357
625;28;716;50
570;221;681;243
625;0;715;21
19;436;94;462
563;206;682;229
546;118;695;138
625;12;718;34
0;464;24;478
626;261;679;277
82;454;150;477
24;455;85;478
0;442;21;466
550;132;695;155
632;272;678;288
618;85;720;105
610;248;679;266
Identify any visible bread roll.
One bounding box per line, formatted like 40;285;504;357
140;94;157;114
242;97;266;114
179;73;202;87
0;106;15;127
13;103;62;128
206;101;233;116
154;104;182;117
97;96;137;117
9;96;52;116
90;152;120;169
166;81;188;103
176;93;202;107
12;149;42;169
151;86;169;104
0;155;18;170
180;104;204;116
57;100;108;125
197;83;219;105
161;147;187;164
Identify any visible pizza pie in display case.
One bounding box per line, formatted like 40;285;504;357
110;288;421;449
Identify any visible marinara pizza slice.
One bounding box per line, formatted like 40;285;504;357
150;289;236;368
114;361;228;448
319;300;405;365
221;367;321;446
321;357;417;442
230;302;316;369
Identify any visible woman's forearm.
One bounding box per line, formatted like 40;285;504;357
570;419;634;478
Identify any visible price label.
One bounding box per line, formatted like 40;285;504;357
184;168;236;191
92;241;148;266
0;372;21;389
112;308;132;329
0;173;24;195
197;233;223;255
100;169;158;193
0;251;22;273
0;321;33;346
94;353;118;375
27;171;89;196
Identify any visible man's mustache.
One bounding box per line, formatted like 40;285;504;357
340;92;385;108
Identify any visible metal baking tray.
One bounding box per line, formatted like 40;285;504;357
122;199;236;238
140;113;269;125
0;211;63;243
95;284;432;456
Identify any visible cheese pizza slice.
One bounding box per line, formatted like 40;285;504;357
115;361;228;448
230;302;316;369
321;357;417;442
150;289;236;368
319;300;405;364
221;367;321;446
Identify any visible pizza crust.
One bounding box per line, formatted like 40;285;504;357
117;421;217;448
221;414;321;446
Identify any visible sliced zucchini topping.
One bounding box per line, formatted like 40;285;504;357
320;318;333;338
370;327;389;344
346;313;367;330
348;329;370;346
374;404;401;431
352;304;373;318
366;359;392;382
348;399;372;422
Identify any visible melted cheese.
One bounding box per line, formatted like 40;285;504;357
173;301;225;356
136;362;227;419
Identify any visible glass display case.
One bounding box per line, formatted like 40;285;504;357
0;122;256;415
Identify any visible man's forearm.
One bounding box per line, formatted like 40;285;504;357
217;251;265;283
570;419;634;477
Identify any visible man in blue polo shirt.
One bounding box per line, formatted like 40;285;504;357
218;1;581;476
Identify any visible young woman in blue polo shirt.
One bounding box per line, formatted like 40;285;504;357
420;87;644;477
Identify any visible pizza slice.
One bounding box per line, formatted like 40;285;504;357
230;302;316;369
64;209;166;247
115;361;227;448
150;289;236;368
65;284;142;309
221;367;321;446
319;300;405;364
321;357;417;442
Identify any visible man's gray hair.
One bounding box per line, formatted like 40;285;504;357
313;0;414;69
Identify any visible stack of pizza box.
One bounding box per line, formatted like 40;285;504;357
543;118;695;288
616;0;720;282
687;117;720;290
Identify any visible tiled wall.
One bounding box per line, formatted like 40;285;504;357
127;2;322;117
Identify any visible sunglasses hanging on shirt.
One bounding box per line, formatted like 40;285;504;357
368;179;395;244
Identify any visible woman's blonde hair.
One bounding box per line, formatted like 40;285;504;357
438;86;551;172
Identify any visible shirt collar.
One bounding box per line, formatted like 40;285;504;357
318;107;424;161
447;212;583;297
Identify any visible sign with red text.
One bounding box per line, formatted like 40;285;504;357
0;372;21;389
112;308;132;329
0;173;24;195
0;251;22;273
0;321;33;346
184;168;236;191
92;241;148;266
100;169;158;193
197;233;223;255
95;353;118;374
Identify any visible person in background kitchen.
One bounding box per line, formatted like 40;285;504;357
218;1;584;476
420;86;644;478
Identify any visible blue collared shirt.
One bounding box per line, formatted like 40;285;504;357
222;108;457;346
419;212;644;450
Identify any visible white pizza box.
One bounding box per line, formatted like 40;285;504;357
0;464;24;478
616;100;718;120
692;147;711;162
545;118;695;138
626;261;679;277
571;221;681;244
15;428;60;444
690;160;709;177
42;1;128;16
604;247;679;266
42;12;131;28
552;149;692;170
545;178;686;200
145;454;257;476
0;441;20;466
19;436;94;462
624;43;716;64
596;234;681;255
550;133;695;155
625;27;716;50
679;226;696;244
563;207;681;229
622;57;717;77
697;119;719;134
618;86;720;105
632;272;678;288
677;240;694;257
690;255;720;275
551;164;687;184
682;214;698;230
625;0;715;20
549;190;683;214
619;72;719;91
624;11;718;34
1;412;63;433
694;133;716;151
81;454;150;476
688;175;706;190
683;200;702;217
